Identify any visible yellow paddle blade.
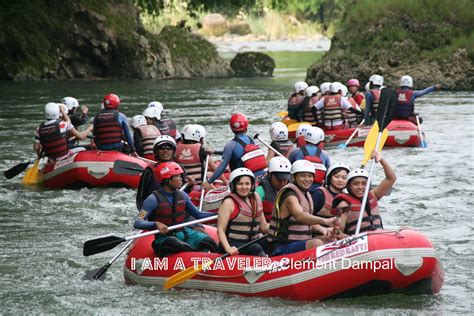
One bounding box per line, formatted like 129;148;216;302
163;260;214;291
282;119;298;127
361;124;389;167
287;121;312;133
276;111;288;117
22;160;42;185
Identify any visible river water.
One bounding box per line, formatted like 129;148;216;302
0;51;473;314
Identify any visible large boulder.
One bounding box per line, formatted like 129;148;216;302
230;52;275;77
200;14;229;37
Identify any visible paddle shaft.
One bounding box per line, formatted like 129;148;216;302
136;156;156;164
341;119;365;147
254;134;284;157
124;215;218;242
415;115;426;148
198;154;210;211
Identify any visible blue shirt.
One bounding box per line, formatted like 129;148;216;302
208;133;265;183
400;86;436;102
134;189;215;230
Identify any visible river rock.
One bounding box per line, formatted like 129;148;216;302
230;52;275;77
200;14;229;37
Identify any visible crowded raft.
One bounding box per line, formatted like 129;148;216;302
6;74;443;301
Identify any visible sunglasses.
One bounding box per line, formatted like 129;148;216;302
157;145;174;151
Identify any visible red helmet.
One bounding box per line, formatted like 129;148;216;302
230;113;249;132
154;162;184;182
103;94;120;109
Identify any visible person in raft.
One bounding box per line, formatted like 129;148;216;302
266;122;294;162
130;112;161;161
202;113;267;189
34;102;92;162
217;168;269;256
92;93;137;156
134;161;218;257
255;156;292;222
267;160;339;256
393;75;441;124
332;150;396;237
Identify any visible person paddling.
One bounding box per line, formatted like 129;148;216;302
34;103;92;162
202;113;267;190
217;168;269;256
130;113;161;161
147;101;182;142
267;160;339;256
393;75;441;123
332;150;396;237
134;162;218;257
364;75;384;125
287;81;308;121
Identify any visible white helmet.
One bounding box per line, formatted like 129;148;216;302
143;107;161;120
304;126;325;145
61;97;79;110
347;168;369;183
329;82;342;94
326;162;351;183
291;160;315;175
131;115;147;128
305;86;320;97
294;81;308;93
153;135;176;150
229;167;255;183
365;82;371;91
370;74;384;86
268;156;291;174
400;75;413;88
320;82;331;94
45;102;60;120
296;123;312;138
183;124;206;142
340;85;348;97
147;101;163;112
269;122;288;141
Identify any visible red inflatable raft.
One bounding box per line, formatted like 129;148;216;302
124;228;443;300
286;119;424;148
42;150;148;189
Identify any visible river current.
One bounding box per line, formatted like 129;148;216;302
0;51;473;314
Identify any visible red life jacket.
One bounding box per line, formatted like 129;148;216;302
161;115;178;140
300;145;326;184
38;120;69;159
148;190;187;226
333;192;382;235
137;125;161;159
323;95;344;127
175;143;203;183
394;88;415;118
234;136;267;173
226;193;263;241
296;135;306;148
272;140;294;158
369;89;381;117
268;183;313;243
345;97;359;127
287;94;304;120
303;95;320;123
352;91;365;106
316;186;336;219
93;110;123;147
259;176;277;221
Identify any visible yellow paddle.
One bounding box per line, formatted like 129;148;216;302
164;235;267;291
276;111;288;117
360;122;388;168
287;121;312;133
22;159;42;185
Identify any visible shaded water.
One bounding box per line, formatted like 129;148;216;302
0;52;473;314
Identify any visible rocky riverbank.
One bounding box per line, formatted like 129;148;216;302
306;0;474;90
0;1;232;80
